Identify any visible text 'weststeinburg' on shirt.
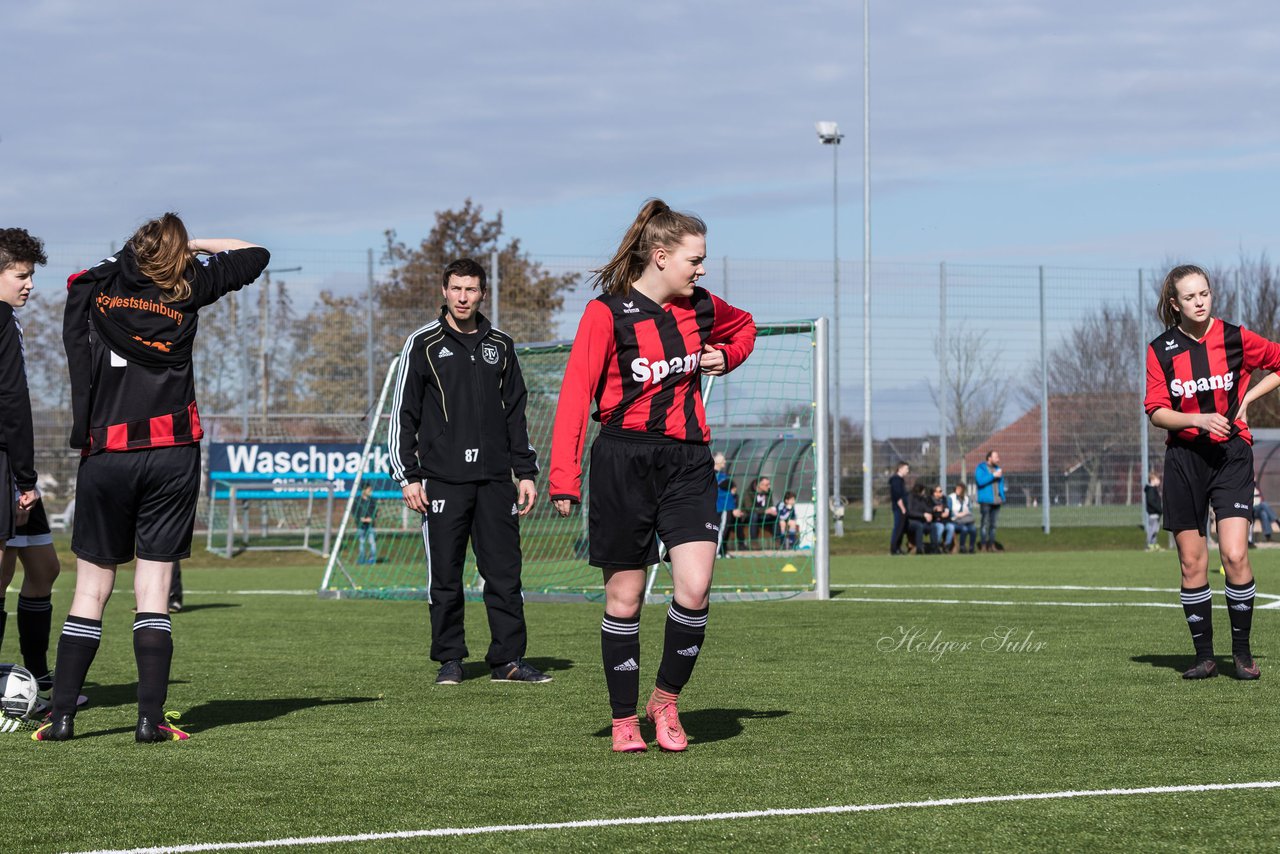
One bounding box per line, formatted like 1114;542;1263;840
549;287;755;503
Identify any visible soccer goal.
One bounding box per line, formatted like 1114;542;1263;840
319;318;830;602
205;475;339;558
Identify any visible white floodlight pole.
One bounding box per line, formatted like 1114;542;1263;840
815;120;845;536
861;0;873;523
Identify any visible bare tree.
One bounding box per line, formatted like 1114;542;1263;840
928;325;1008;473
379;199;578;360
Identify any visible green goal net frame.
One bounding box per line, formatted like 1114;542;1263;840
318;319;830;602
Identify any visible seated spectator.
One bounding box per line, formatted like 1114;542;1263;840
905;482;939;555
949;482;978;554
775;491;800;549
929;485;955;553
1253;484;1277;544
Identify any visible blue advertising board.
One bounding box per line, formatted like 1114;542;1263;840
208;443;400;500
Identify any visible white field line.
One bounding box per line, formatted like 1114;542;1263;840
835;582;1280;609
66;780;1280;854
181;589;315;596
839;597;1183;608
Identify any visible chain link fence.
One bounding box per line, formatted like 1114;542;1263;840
24;242;1210;530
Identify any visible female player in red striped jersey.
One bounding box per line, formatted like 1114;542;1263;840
1144;264;1280;681
549;199;756;752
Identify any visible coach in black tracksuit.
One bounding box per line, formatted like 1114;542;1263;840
389;258;548;685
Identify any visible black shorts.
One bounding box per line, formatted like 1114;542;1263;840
71;444;202;564
0;449;13;543
7;495;52;548
587;430;718;570
1162;437;1254;533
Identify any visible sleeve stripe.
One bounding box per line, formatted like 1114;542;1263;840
388;320;439;484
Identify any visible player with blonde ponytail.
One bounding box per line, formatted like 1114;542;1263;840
549;199;756;752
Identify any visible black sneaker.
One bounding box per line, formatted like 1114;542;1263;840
169;600;183;613
32;712;75;742
1233;654;1261;680
1182;659;1219;680
993;540;1005;551
435;659;464;685
491;660;552;683
136;711;190;742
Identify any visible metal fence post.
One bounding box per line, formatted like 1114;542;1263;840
1039;265;1051;534
939;261;947;490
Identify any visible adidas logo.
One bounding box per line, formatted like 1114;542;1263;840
1186;614;1204;623
1230;603;1252;611
511;503;519;516
613;658;639;671
676;645;700;657
438;346;453;358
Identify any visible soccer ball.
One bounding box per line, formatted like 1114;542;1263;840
0;664;39;720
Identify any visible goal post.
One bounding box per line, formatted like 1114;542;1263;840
319;318;830;602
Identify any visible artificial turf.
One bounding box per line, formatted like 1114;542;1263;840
3;545;1279;852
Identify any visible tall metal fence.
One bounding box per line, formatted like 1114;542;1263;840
25;242;1181;529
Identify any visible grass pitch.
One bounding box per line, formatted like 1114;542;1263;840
4;545;1280;852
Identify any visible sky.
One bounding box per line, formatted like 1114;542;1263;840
7;0;1280;270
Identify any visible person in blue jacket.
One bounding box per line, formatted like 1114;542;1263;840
974;450;1006;552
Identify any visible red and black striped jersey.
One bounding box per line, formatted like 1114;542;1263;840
1144;318;1280;446
549;286;755;502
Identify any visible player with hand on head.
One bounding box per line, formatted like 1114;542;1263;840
36;213;269;742
1145;264;1280;681
549;199;756;752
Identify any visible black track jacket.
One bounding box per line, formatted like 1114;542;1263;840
389;308;538;487
0;304;36;490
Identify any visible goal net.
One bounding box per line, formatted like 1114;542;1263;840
319;319;830;601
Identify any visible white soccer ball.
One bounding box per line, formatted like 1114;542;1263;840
0;664;39;720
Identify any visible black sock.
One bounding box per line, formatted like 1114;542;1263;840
17;594;53;682
656;601;708;694
601;613;640;720
1180;584;1214;662
134;613;173;721
53;616;102;716
1225;579;1256;658
0;598;6;654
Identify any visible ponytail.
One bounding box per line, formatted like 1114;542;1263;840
129;212;193;303
590;198;706;296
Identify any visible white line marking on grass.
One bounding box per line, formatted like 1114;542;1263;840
66;780;1280;853
843;583;1280;601
182;589;315;596
836;596;1182;608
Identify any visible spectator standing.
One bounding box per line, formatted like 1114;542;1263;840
974;451;1006;552
888;461;909;555
713;453;743;557
353;483;379;564
1144;472;1163;551
747;477;778;549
